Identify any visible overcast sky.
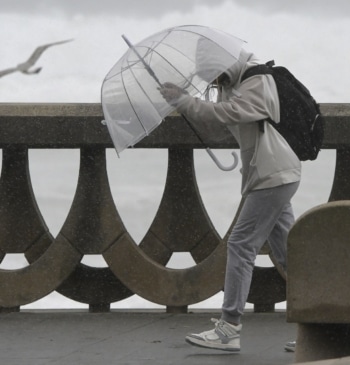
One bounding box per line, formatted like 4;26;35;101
2;0;350;17
1;0;349;103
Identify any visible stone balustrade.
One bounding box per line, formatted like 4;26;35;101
0;103;349;316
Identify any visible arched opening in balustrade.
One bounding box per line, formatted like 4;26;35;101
106;148;168;244
28;149;80;237
0;253;29;269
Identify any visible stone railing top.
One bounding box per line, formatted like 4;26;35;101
0;103;349;149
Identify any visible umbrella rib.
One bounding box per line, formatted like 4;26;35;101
120;69;148;135
143;30;202;92
131;29;201;92
122;59;162;134
147;45;201;93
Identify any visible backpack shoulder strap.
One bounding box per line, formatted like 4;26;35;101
241;60;275;83
240;60;276;133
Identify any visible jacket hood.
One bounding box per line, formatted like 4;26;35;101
225;49;259;87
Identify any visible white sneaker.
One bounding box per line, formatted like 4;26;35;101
185;318;241;352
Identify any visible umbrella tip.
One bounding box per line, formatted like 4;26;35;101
121;34;132;48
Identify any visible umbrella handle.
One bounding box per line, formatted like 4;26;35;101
206;148;239;171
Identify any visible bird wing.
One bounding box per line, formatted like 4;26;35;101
0;67;19;77
25;39;74;66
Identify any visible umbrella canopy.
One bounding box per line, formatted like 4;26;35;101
101;25;245;156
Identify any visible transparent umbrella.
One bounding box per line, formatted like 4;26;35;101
101;25;244;170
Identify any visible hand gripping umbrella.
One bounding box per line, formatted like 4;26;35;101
101;25;244;170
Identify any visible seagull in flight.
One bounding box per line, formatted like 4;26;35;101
0;39;73;78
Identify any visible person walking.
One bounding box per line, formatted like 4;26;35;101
159;43;301;352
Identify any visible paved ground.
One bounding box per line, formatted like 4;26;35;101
0;310;297;365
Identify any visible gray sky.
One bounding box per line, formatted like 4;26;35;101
236;0;350;17
0;1;349;104
2;0;228;17
2;0;350;17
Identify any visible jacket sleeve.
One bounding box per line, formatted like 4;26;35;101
175;74;280;126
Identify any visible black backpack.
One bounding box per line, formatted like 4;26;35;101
241;60;324;161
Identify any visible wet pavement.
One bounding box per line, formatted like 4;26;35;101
0;309;297;365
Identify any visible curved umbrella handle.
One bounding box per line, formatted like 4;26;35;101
206;148;239;171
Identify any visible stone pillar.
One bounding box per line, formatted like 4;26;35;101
287;201;350;363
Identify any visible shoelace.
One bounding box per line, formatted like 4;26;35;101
211;318;239;338
211;318;228;334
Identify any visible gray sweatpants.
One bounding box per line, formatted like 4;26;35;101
221;182;299;324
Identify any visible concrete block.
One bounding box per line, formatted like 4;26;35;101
287;201;350;323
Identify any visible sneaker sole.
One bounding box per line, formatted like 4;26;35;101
185;336;240;352
284;347;295;352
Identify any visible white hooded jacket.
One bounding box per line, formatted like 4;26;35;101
174;49;301;196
